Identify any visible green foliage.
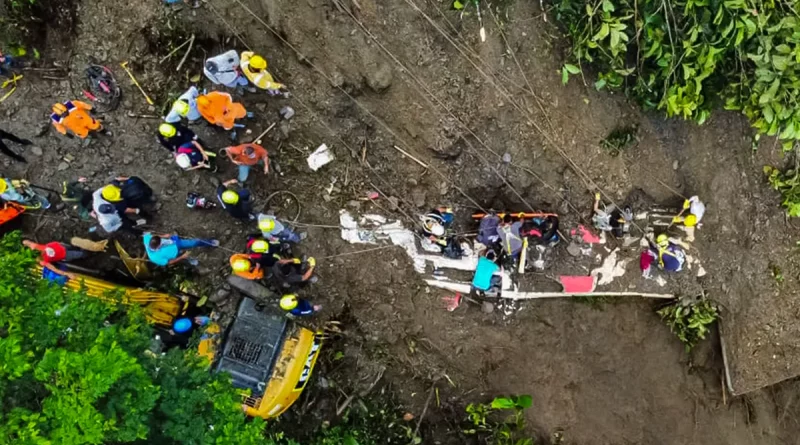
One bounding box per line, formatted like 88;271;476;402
765;164;800;216
464;395;535;445
310;398;412;445
657;297;719;352
555;0;800;147
600;125;638;156
0;231;267;445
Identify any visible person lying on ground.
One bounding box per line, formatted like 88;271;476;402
23;239;89;266
50;100;108;139
164;86;202;123
0;128;32;162
672;195;705;242
61;177;93;220
217;179;254;220
143;232;219;266
157;122;198;152
240;52;286;95
496;214;523;258
196;92;247;131
204;50;250;91
270;256;317;289
257;213;305;243
421;206;454;246
279;294;321;317
175;141;216;171
592;192;632;238
0;178;50;209
222;143;268;182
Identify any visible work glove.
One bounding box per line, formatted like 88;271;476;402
595;192;601;201
307;257;316;267
682;199;691;210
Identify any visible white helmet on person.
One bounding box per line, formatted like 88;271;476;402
175;153;192;169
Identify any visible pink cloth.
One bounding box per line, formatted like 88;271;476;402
570;225;601;244
559;276;596;293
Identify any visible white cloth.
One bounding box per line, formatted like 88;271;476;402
203;50;241;86
92;189;122;233
688;196;705;222
164;86;201;123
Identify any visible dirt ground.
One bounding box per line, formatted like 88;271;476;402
6;0;800;443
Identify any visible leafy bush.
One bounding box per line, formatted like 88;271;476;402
555;0;800;150
764;164;800;216
600;125;639;156
0;231;267;445
464;395;535;445
657;297;719;352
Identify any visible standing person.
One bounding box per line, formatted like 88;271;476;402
496;214;523;259
23;239;89;264
257;213;305;243
175;141;216;171
0;178;50;209
157;122;198;152
50;100;106;139
0;128;32;162
217;179;255;220
196;92;247;131
203;50;248;90
240;52;285;95
641;234;686;275
270;257;317;289
279;294;321;317
164;86;202;123
143;232;219;266
222;143;268;182
673;195;705;242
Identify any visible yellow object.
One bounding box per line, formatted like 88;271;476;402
280;294;298;310
683;199;691;210
172;100;190;116
33;265;181;326
0;179;7;194
683;214;698;227
232;257;251;272
52;103;67;115
240;51;284;91
119;61;154;105
102;185;122;202
250;240;269;253
197;95;210;107
222;190;239;204
70;237;109;252
250;55;267;70
307;257;316;267
243;327;323;419
1;74;22;89
115;240;152;281
197;321;222;362
258;218;275;232
656;233;669;247
159;123;176;138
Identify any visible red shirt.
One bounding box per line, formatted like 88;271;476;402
226;143;268;166
32;242;67;262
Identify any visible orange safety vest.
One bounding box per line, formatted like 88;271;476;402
197;92;246;130
51;101;101;138
229;254;264;280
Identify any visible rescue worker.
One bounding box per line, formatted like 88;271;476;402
164;86;202;123
91;186;142;233
98;183;144;218
641;234;686;276
240;52;285;95
23;239;89;264
157;122;198;152
496;214;523;259
175;141;216;171
0;128;32;163
196;92;247;131
203;50;248;89
108;176;155;210
270;256;317;289
279;294;321;317
257;213;305;243
222;143;268;182
229;254;264;280
50;100;105;139
217;179;254;220
0;178;50;209
247;237;298;269
673;195;705;242
143;232;219;266
421;207;462;258
592;193;632;238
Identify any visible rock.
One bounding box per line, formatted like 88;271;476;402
210;287;231;303
123;155;133;165
57;161;69;171
330;71;345;88
278;121;290;139
261;0;283;33
346;200;362;209
566;242;581;257
30;146;43;156
365;62;393;92
192;175;200;185
481;301;495;314
411;187;426;208
672;160;679;170
439;182;449;195
35;124;50;137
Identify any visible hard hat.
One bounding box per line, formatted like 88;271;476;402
221;190;239;204
250;55;267;70
231;257;251;272
172;100;190;116
173;317;192;333
656;234;669;247
175;153;192;169
0;179;7;194
52;103;67;114
250;239;269;253
684;214;698;227
101;185;122;202
430;223;445;237
159;123;177;138
280;294;298;311
258;217;275;232
197;96;210;107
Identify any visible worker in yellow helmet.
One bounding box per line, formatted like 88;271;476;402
279;294;321;317
257;213;306;243
240;52;286;95
229;254;264;280
216;179;254;220
672;195;705;242
164;86;202;123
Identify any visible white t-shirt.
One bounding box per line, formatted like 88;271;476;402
203;50;240;86
689;196;705;222
92;189;122;232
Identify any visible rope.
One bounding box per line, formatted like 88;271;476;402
317;244;398;260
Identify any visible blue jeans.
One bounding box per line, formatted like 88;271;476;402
174;237;215;251
276;227;300;243
238;160;264;182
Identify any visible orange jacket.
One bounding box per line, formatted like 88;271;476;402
197;92;247;130
51;101;101;139
230;254;264;280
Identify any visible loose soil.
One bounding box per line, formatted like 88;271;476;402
5;0;800;443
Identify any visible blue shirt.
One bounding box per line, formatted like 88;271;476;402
290;299;315;316
144;233;180;266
